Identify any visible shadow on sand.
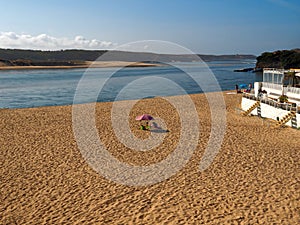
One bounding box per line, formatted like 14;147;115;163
150;129;170;133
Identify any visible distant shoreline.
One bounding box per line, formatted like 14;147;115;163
0;48;257;71
0;61;162;70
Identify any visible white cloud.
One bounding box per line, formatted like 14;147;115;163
0;32;117;50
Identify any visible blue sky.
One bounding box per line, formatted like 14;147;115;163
0;0;299;55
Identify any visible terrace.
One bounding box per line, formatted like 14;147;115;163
256;69;300;104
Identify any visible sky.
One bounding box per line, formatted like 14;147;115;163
0;0;299;55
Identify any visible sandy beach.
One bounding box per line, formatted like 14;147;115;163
0;61;161;70
0;92;299;224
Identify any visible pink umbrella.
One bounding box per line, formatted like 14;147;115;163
135;114;154;121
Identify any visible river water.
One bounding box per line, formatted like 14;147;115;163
0;60;261;108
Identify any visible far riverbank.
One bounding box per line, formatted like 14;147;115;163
0;61;161;70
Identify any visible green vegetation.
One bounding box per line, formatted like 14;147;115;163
256;49;300;69
0;49;107;62
0;48;256;66
278;95;288;103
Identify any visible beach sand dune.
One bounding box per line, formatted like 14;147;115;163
1;93;299;224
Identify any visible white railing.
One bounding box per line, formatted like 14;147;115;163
243;92;300;114
287;86;300;95
263;68;285;73
262;82;282;90
262;82;300;95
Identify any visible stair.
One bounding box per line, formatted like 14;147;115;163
242;101;260;116
257;105;262;117
276;111;296;127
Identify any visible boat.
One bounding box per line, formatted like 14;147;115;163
241;68;300;128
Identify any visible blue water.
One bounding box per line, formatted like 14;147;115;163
0;60;261;108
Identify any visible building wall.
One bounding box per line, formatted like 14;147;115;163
241;98;300;128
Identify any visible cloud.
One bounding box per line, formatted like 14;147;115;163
0;32;117;50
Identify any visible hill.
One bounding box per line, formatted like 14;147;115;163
0;48;256;67
256;49;300;69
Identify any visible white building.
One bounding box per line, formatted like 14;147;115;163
241;68;300;128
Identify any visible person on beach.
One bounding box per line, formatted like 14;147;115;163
235;84;241;93
248;83;252;92
140;122;150;131
145;121;150;130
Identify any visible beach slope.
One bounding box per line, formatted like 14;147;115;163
0;93;299;224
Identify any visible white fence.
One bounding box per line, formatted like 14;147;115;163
262;82;282;90
287;86;300;95
262;82;300;95
241;97;300;128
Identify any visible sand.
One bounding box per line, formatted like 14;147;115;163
0;61;161;70
0;92;299;224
